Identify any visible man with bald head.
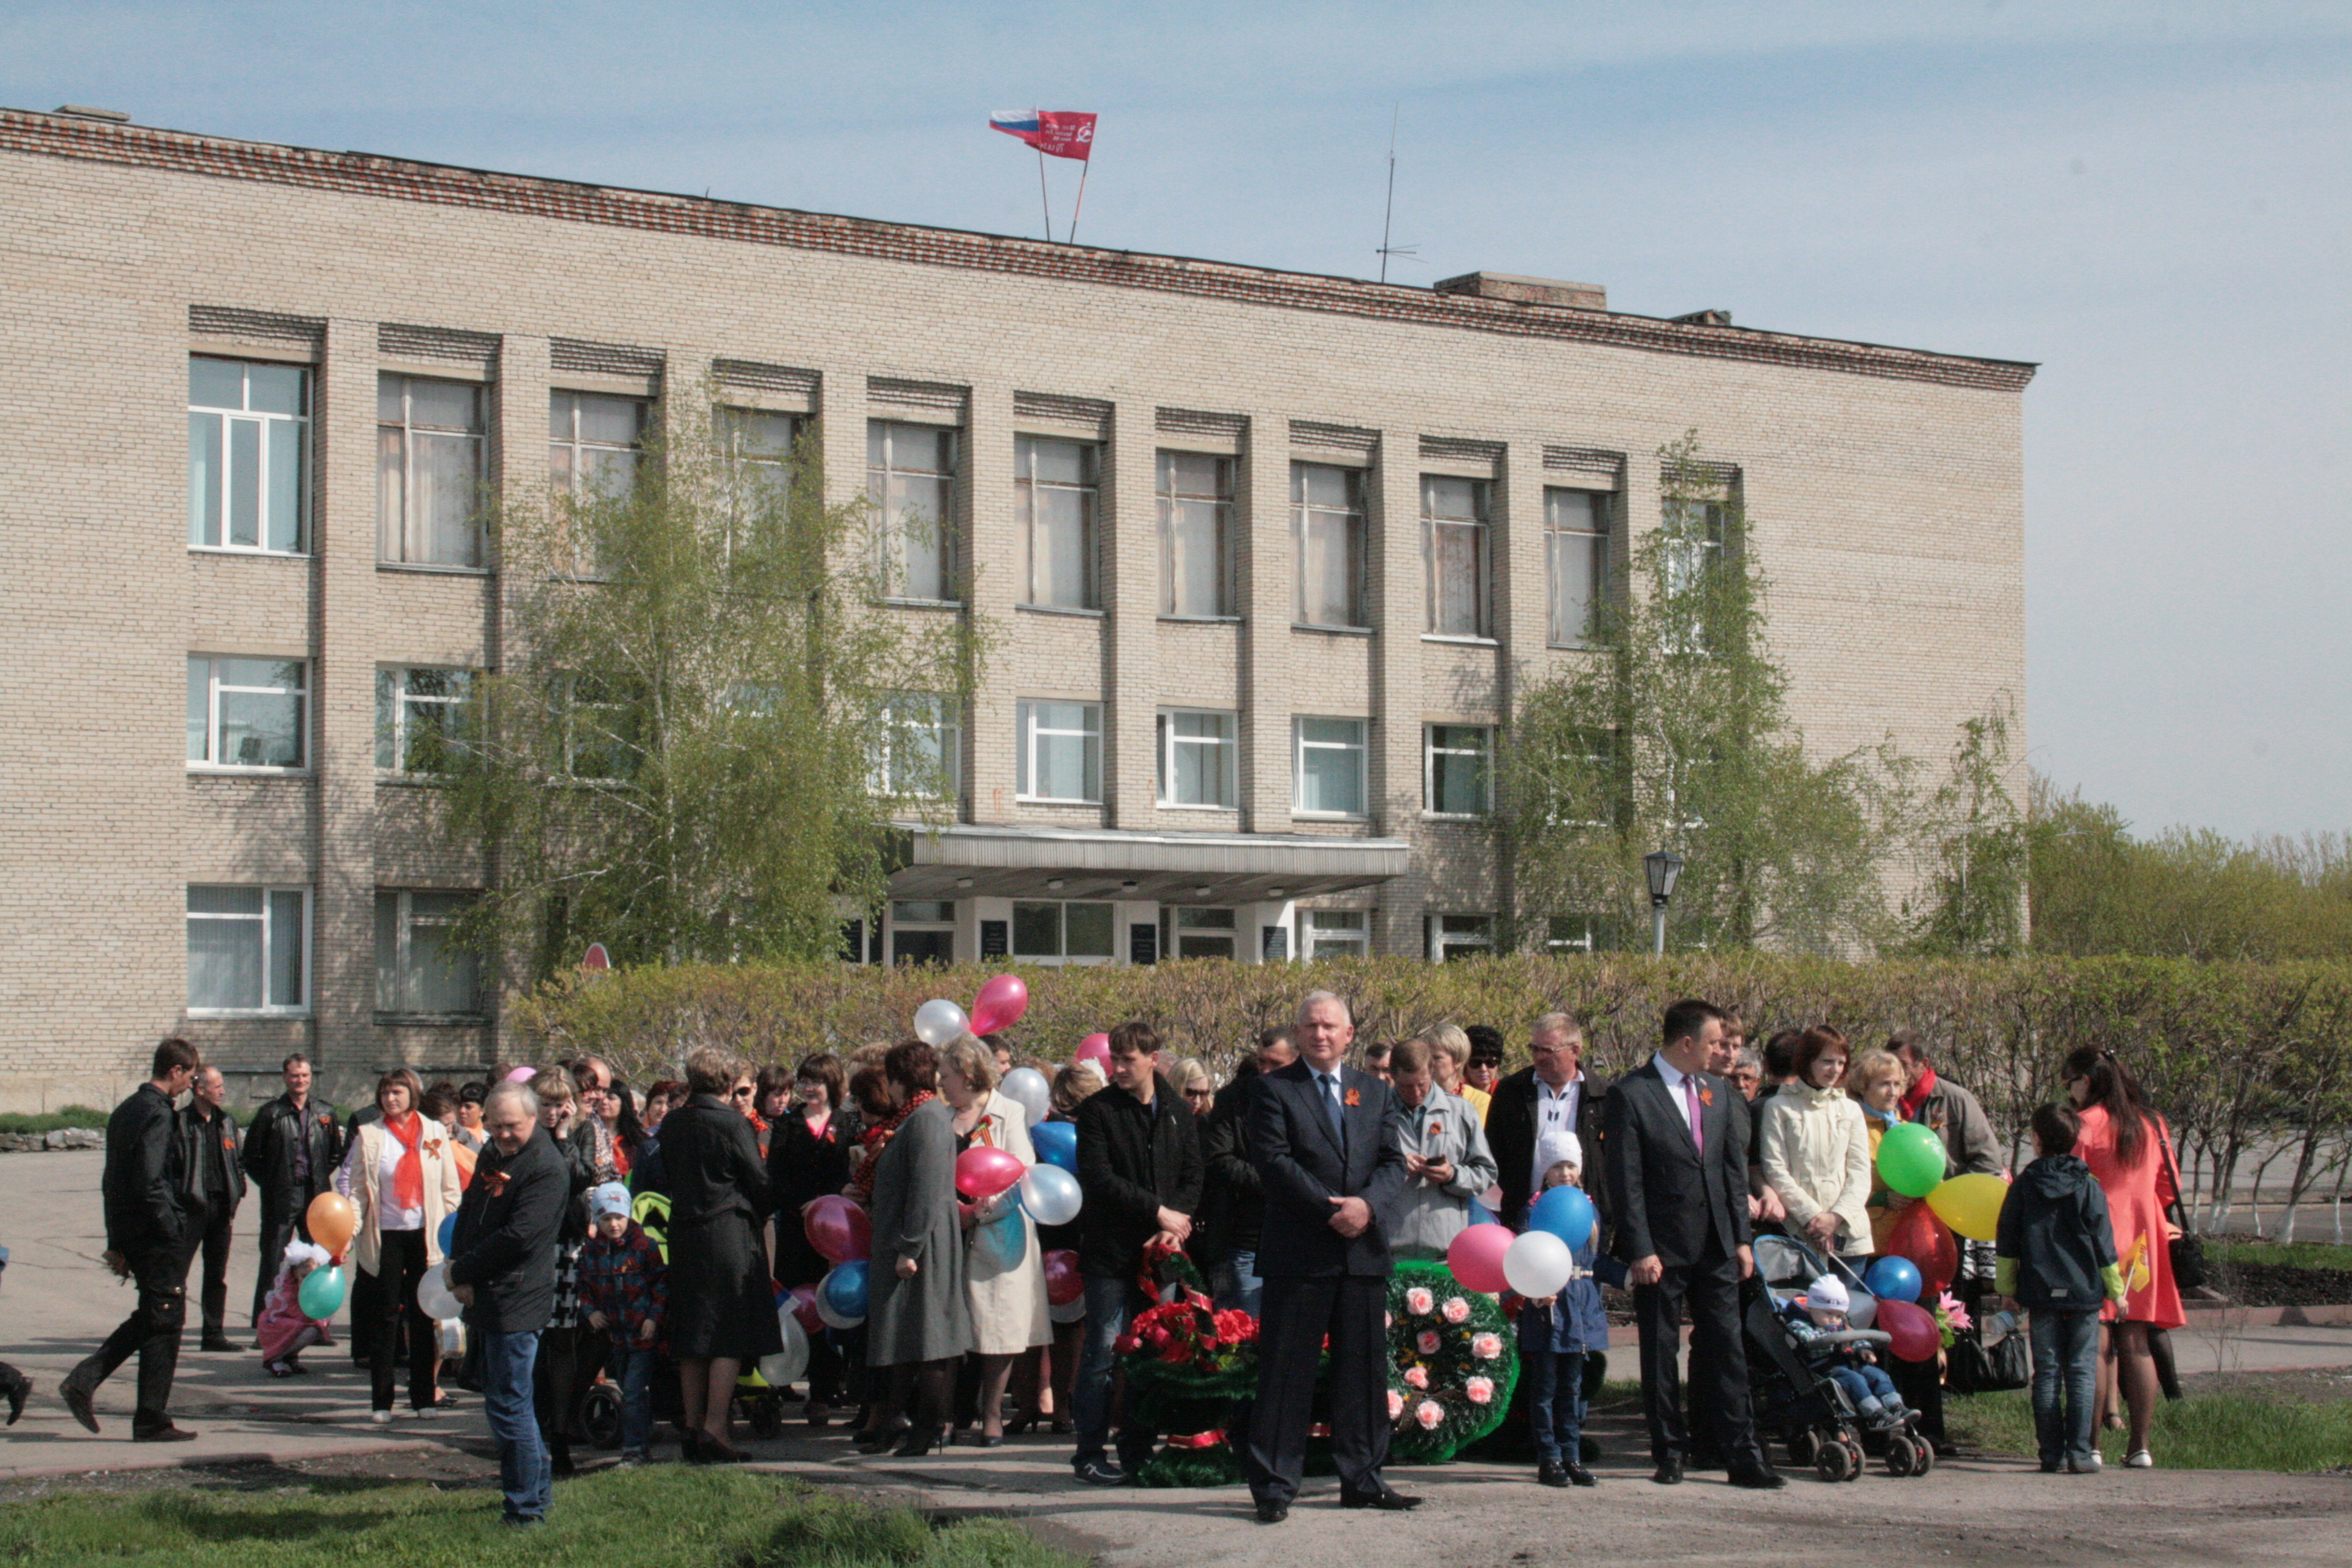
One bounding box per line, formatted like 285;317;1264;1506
1243;991;1414;1523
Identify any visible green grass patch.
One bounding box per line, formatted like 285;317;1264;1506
0;1105;108;1135
2207;1240;2352;1273
0;1466;1081;1567
1946;1388;2352;1473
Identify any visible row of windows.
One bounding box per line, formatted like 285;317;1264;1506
185;885;479;1017
874;898;1373;967
189;358;1622;647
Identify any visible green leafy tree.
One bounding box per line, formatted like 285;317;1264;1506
1905;696;2028;955
1498;433;1913;955
442;390;988;977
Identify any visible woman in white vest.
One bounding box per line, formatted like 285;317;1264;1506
939;1036;1051;1445
1759;1027;1875;1263
335;1067;464;1423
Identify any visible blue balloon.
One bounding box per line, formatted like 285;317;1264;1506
437;1212;458;1256
821;1259;871;1319
1030;1120;1078;1172
1528;1186;1598;1252
1864;1255;1923;1304
975;1205;1027;1270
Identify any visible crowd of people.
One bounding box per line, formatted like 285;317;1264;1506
44;995;2190;1526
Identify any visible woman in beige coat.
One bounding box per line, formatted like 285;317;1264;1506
1759;1027;1875;1261
939;1037;1051;1445
333;1067;464;1421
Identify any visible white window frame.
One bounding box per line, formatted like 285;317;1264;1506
558;675;637;783
548;390;646;500
1426;912;1494;964
1423;723;1495;818
717;407;800;560
1014;434;1101;610
1422;475;1491;638
1662;495;1733;653
377;373;486;567
376;665;473;774
1293;716;1368;819
187;656;308;771
1156;708;1238;809
186;884;310;1016
1544;488;1611;647
1157;449;1233;617
1010;900;1117;965
869;420;960;604
374;889;482;1017
188;356;310;556
1168;905;1238;960
872;693;962;802
1293;462;1368;629
1302;909;1371;960
1016;699;1103;804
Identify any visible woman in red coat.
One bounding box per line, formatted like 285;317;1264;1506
2060;1046;2183;1469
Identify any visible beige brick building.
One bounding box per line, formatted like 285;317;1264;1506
0;106;2031;1109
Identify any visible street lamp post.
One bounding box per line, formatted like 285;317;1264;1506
1644;848;1684;956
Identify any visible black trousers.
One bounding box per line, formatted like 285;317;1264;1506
1246;1274;1389;1504
368;1229;438;1412
1632;1244;1763;1468
189;1196;237;1340
251;1186;320;1327
79;1238;192;1431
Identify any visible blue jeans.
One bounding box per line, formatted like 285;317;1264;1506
1212;1249;1263;1319
1072;1275;1155;1471
1823;1361;1898;1410
615;1341;657;1454
482;1329;551;1522
1524;1346;1587;1462
2030;1308;2100;1469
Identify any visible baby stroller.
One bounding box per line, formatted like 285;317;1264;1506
1743;1235;1935;1482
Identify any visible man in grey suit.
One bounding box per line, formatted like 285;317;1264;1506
1244;990;1415;1523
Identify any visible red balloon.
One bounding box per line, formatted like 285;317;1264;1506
1074;1033;1111;1069
1887;1200;1959;1298
803;1195;872;1265
1876;1297;1942;1362
1042;1248;1083;1306
1446;1222;1515;1294
955;1145;1025;1200
787;1283;823;1334
969;974;1030;1037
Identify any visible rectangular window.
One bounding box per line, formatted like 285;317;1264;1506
560;675;639;782
1423;476;1489;636
718;408;800;555
1169;906;1237;960
374;889;481;1015
1428;913;1493;964
377;374;485;566
874;693;961;800
376;666;473;773
1302;909;1370;959
1016;700;1102;803
869;420;958;602
1294;716;1367;817
1425;724;1494;817
187;656;306;769
1545;489;1610;646
1293;463;1367;627
889;900;957;966
188;357;309;554
548;390;645;500
1156;709;1237;809
187;885;307;1013
1546;914;1622;955
1158;451;1232;616
1011;900;1116;961
1015;435;1100;609
1663;496;1733;652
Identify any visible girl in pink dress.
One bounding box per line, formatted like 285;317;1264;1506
2060;1047;2183;1469
256;1240;336;1376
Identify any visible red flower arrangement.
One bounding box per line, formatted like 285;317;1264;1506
1115;1293;1258;1374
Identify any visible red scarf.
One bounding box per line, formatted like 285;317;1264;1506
844;1090;932;1204
384;1110;425;1212
1900;1063;1937;1123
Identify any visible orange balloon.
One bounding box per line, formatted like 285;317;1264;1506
307;1191;358;1255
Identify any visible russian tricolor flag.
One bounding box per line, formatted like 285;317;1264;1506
990;109;1097;162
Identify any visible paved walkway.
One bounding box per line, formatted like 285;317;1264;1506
4;1150;2348;1565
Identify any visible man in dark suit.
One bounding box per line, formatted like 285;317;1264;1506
1244;990;1414;1523
1604;998;1785;1489
1486;1013;1610;1230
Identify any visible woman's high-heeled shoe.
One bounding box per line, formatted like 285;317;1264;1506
890;1425;939;1459
854;1420;909;1454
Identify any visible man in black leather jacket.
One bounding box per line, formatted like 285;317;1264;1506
62;1038;202;1440
241;1053;343;1332
181;1066;246;1351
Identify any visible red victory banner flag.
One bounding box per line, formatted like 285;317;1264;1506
990;109;1098;161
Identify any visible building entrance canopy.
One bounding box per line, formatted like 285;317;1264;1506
887;823;1408;905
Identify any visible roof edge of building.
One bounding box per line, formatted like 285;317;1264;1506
0;106;2037;394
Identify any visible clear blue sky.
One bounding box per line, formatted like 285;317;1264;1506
8;1;2345;840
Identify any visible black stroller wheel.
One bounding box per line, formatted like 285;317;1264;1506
1816;1442;1852;1483
1844;1439;1867;1481
1910;1436;1936;1477
1886;1436;1916;1476
581;1383;623;1451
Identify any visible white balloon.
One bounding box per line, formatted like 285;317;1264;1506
416;1263;462;1321
813;1294;864;1332
1018;1162;1083;1227
1502;1230;1575;1299
1050;1292;1087;1325
759;1309;811;1387
1847;1290;1877;1330
913;998;970;1047
1000;1067;1051;1126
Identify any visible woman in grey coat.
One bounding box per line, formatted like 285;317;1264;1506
1387;1038;1500;1259
864;1039;971;1457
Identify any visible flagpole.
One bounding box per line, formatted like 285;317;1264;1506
1035;140;1053;243
1068;158;1091;245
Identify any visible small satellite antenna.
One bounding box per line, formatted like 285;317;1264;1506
1377;106;1417;284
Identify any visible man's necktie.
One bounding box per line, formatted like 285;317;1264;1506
1323;1073;1345;1142
1684;1074;1704;1154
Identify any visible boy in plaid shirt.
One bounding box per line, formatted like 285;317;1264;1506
575;1183;666;1463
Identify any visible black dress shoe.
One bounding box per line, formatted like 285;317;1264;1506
889;1428;937;1459
60;1368;100;1434
200;1333;239;1354
1929;1438;1959;1459
1339;1486;1421;1511
1;1368;30;1427
1537;1459;1570;1488
1563;1461;1598;1488
131;1423;198;1443
1254;1498;1290;1524
1728;1465;1788;1490
1653;1454;1685;1485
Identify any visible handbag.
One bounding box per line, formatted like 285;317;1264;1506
1945;1317;2030;1394
2158;1129;2208;1293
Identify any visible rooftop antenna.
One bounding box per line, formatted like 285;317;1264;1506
1377;106;1417;284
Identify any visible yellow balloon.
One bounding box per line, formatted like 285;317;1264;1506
1924;1172;2009;1243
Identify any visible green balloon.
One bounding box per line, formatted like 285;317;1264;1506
1877;1123;1947;1198
298;1263;348;1319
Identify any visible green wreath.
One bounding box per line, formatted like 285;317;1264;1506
1385;1259;1518;1463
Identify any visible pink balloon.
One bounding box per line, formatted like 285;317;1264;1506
1876;1297;1942;1363
1074;1033;1112;1069
1446;1222;1515;1294
787;1283;823;1334
505;1067;537;1083
969;974;1030;1037
1042;1248;1083;1306
955;1145;1025;1200
803;1195;872;1264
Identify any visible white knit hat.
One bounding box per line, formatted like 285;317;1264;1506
1806;1275;1850;1313
1536;1128;1583;1172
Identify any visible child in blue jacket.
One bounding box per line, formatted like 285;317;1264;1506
1517;1131;1619;1489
